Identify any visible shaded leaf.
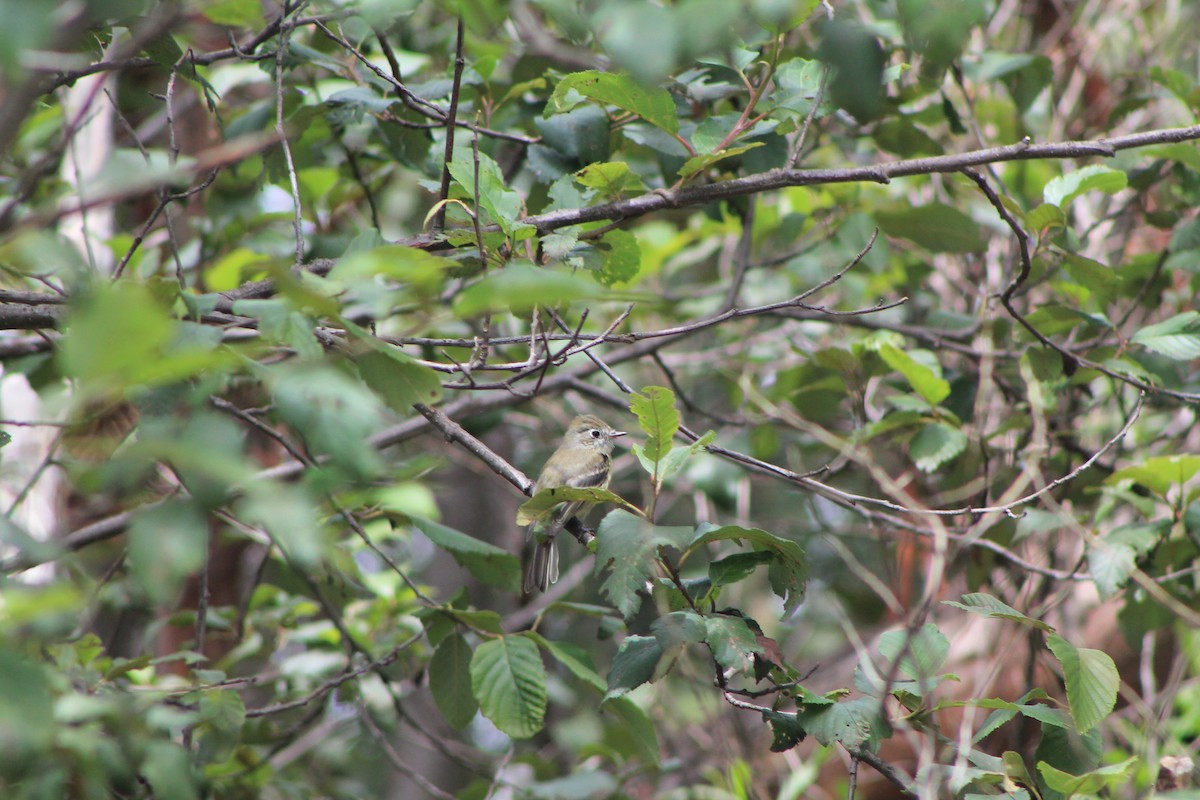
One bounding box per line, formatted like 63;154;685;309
876;203;985;253
1044;165;1128;208
604;635;662;700
942;592;1055;632
909;421;968;472
595;510;693;618
431;634;478;729
414;517;521;592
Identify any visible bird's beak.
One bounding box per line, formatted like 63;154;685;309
611;430;627;438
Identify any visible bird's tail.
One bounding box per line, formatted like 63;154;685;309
524;535;559;594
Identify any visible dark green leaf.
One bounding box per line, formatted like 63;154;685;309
876;203;985;253
431;634;478;729
595;511;693;618
763;710;807;752
604;635;662;700
704;615;762;673
414;517;521;592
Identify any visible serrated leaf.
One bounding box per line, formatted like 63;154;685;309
876;203;985;253
876;344;950;405
942;592;1055;632
516;486;642;527
414;517;521;592
1131;311;1200;360
595;510;693;618
688;524;808;614
470;636;547;739
763;710;807;752
574;161;645;196
910;422;968;472
591;229;642;287
1044;165;1128;208
704;615;762;673
795;696;888;752
549;70;679;134
1045;634;1118;734
651;611;707;680
877;623;949;683
630;385;679;465
430;634;478;729
604;634;662;700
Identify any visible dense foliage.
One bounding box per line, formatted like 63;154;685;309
2;1;1200;798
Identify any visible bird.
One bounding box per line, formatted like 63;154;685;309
523;414;625;593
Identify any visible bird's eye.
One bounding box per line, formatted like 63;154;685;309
590;429;601;438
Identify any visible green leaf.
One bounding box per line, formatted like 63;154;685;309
651;610;707;679
60;283;172;390
604;634;662;700
550;70;679;134
201;0;264;28
574;161;645;196
595;511;694;618
877;623;949;683
233;299;322;359
656;429;716;485
453;261;603;317
529;634;605;692
237;482;324;567
414;517;521;592
1087;522;1165;599
942;592;1055;632
1106;454;1200;496
708;551;774;588
678;142;765;178
516;486;641;527
141;741;199;800
876;344;951;405
909;422;968;472
128;500;209;606
876;203;985;253
1037;757;1138;796
430;634;478;729
1045;634;1118;734
630;385;679;465
763;710;807;752
1043;165;1128;208
470;635;547;739
1062;253;1120;307
356;348;443;411
1131;311;1200;360
795;696;888;752
447;151;530;237
591;228;642;287
688;524;808;614
0;650;53;770
601;696;661;764
1025;202;1066;231
269;363;384;478
704;615;762;673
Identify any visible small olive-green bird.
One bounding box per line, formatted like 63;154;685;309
524;414;625;594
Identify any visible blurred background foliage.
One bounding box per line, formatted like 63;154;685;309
1;0;1200;798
